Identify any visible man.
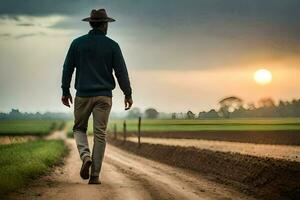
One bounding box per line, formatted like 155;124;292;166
61;9;133;184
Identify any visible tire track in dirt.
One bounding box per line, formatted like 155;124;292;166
105;158;181;200
101;161;153;200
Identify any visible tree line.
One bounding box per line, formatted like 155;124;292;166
197;96;300;119
1;97;300;120
0;109;73;120
127;97;300;119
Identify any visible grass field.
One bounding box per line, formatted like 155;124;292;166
0;140;68;195
65;118;300;136
106;118;300;132
0;120;65;136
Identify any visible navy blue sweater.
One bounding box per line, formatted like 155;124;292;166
61;29;132;98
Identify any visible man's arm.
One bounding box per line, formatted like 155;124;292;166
112;43;133;110
61;41;76;107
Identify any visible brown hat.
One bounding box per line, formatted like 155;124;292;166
82;9;115;22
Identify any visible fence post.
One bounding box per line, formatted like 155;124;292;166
114;123;117;140
123;120;126;143
138;116;141;147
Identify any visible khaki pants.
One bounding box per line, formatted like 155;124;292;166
73;96;112;177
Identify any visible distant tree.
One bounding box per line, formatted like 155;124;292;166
218;96;243;118
0;112;5;120
277;99;300;117
258;98;275;108
186;111;195;119
171;113;176;119
200;109;220;119
178;112;185;119
254;98;277;117
230;106;247;118
187;111;194;119
246;102;256;110
144;108;159;119
293;99;300;117
157;112;172;119
126;107;142;119
198;111;206;119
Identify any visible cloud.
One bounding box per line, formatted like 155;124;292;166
16;23;35;26
0;14;67;29
0;31;67;40
14;32;46;39
0;33;11;37
48;16;87;30
0;0;90;16
0;14;21;21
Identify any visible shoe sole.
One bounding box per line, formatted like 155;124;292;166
80;160;92;180
88;181;101;184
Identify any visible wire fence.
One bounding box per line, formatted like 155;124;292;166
112;116;142;147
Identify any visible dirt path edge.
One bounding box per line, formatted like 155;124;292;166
124;130;300;146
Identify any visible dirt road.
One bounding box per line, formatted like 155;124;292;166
8;138;253;200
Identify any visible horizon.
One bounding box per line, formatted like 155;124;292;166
1;96;299;116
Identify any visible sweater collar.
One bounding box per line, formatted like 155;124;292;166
88;29;105;35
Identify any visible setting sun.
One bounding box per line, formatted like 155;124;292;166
254;69;272;85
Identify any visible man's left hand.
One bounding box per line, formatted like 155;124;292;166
61;95;73;107
124;97;133;110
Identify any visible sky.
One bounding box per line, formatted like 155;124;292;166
0;0;299;114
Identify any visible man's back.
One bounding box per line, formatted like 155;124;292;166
61;28;132;99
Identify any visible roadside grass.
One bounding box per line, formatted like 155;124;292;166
66;120;74;138
0;120;66;136
0;139;68;195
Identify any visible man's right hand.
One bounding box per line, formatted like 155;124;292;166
61;95;73;108
124;97;133;110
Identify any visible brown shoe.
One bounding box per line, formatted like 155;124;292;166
80;156;92;180
88;176;101;184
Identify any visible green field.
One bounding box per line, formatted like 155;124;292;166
0;120;65;136
0;140;68;195
107;118;300;132
66;118;300;135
